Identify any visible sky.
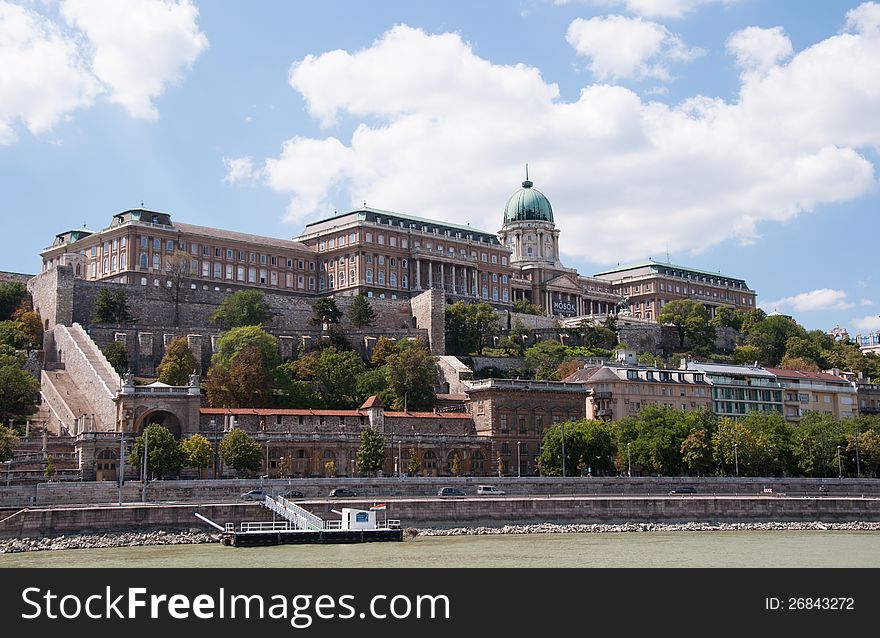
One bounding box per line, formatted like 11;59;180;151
1;0;878;336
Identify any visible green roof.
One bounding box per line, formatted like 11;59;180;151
503;179;553;223
594;259;746;283
303;206;499;240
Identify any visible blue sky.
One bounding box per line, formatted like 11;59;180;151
1;0;878;336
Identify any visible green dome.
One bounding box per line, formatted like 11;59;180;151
503;179;553;224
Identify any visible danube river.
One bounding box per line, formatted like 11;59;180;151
2;531;880;567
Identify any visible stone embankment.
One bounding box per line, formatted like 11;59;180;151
0;530;216;554
415;521;880;536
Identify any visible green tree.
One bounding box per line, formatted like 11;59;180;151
582;321;617;350
848;428;880;478
0;282;27;321
512;299;543;315
204;346;275;407
369;336;399;368
406;449;421;475
355;368;396;406
657;299;715;354
210;289;271;328
311;297;342;325
347;293;377;328
356;425;386;475
539;420;616;477
444;301;501;356
180;434;214;470
91;288;133;324
130;424;182;479
0;363;39;423
732;344;762;365
386;343;437;410
294;347;366;407
44;455;56;479
524;339;568;380
681;428;713;476
274;361;326;408
790;412;845;477
740;308;767;334
782;336;825;370
212;325;279;369
219;428;262;477
163;249;193;327
710;306;744;331
102;341;128;374
0;424;18;461
745;315;807;367
157;337;199;385
11;305;42;350
0;321;28;350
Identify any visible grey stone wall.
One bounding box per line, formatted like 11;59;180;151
411;288;445;355
0;271;33;285
53;324;117;431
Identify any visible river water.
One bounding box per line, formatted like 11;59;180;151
2;531;880;568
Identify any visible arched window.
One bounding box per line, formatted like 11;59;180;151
140;253;148;269
471;451;485;476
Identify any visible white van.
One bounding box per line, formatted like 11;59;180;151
476;485;505;496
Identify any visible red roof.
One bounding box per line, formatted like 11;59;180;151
199;406;472;420
765;368;851;383
359;395;385;410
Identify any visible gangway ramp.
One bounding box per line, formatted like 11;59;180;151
262;495;325;531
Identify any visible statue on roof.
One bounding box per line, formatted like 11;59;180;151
617;294;631;317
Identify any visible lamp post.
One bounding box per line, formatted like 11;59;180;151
351;457;356;477
279;456;285;479
141;428;149;503
855;431;861;478
398;440;402;478
517;441;521;478
627;442;632;478
837;445;842;478
561;420;566;479
4;461;10;487
265;439;270;478
734;443;739;478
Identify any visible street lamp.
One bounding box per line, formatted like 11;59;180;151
627;442;632;478
837;445;842;478
561;420;566;478
855;431;861;478
398;440;402;478
517;441;521;478
734;443;739;478
265;439;270;478
279;456;285;479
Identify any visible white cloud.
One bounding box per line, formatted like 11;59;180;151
727;26;793;74
223;156;258;185
566;15;702;82
555;0;741;19
60;0;208;120
0;1;100;144
852;315;880;332
760;289;854;313
862;298;875;306
243;8;880;264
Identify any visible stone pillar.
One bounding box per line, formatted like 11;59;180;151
440;263;445;292
451;265;456;295
415;259;421;290
186;334;202;372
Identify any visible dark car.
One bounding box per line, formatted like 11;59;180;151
329;487;356;497
241;489;266;501
668;486;697;494
281;489;305;499
438;487;466;497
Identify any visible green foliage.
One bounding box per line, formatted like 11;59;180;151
91;288;133;324
0;424;18;461
288;347;366;408
386;343;437;411
0;362;39;423
444;301;501;356
581;322;618;350
0;321;28;350
219;428;263;476
406;449;421;475
355;368;396;407
180;434;214;469
7;305;42;350
311;297;342;325
712;413;793;477
347;294;377;328
524;339;568;380
274;362;326;408
789;412;845;477
657;299;715;354
356;425;387;475
130;424;182;479
732;344;762;365
212;325;279;369
539;419;616;476
44;455;56;479
370;336;399;368
0;282;28;321
710;306;744;331
210;290;271;328
204;346;275;408
512;299;543;315
102;340;129;374
157;337;199;385
744;315;807;367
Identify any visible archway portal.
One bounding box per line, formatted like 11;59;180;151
136;410;182;439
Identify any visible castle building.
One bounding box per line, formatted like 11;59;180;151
40;173;753;320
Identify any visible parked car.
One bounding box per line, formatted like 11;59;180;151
476;485;506;496
281;489;305;499
329;487;356;497
438;487;466;497
668;486;697;494
241;489;266;501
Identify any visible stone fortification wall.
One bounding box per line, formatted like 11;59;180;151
52;324;117;431
0;271;33;285
410;288;445;355
501;310;556;330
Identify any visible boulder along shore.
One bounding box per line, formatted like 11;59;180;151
3;521;880;552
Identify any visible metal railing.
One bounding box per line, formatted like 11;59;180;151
263;495;325;531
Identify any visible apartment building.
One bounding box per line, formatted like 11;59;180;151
765;368;858;422
684;362;783;418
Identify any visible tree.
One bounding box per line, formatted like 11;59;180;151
91;288;133;324
157;337;199;385
102;341;129;374
582;321;617;350
386;343;437;410
347;293;377;328
732;344;762;365
274;361;326;408
370;336;399;368
790;413;845;477
130;424;182;479
181;434;214;470
539;420;616;477
210;289;271;328
745;315;807;367
163;249;192;327
0;363;39;423
324;459;337;477
11;305;42;350
355;368;395;406
406;449;421;475
204;346;275;407
710;306;744;331
311;297;342;326
310;347;366;407
657;299;715;353
513;299;543;315
445;301;501;356
44;455;56;480
212;325;279;369
681;428;713;476
0;321;28;350
0;282;27;321
219;428;262;477
356;425;386;475
524;339;568;380
0;424;18;461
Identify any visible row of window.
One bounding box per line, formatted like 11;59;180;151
624;370;705;383
657;268;747;289
498;413;574;434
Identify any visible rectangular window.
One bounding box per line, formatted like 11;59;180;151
154;238;162;250
248;267;256;283
214;247;222;257
500;415;508;433
365;232;373;243
227;249;233;259
298;275;304;289
202;262;210;277
202;245;209;256
309;276;315;290
213;262;222;278
270;271;278;286
237;266;245;281
259;268;267;284
226;264;233;280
